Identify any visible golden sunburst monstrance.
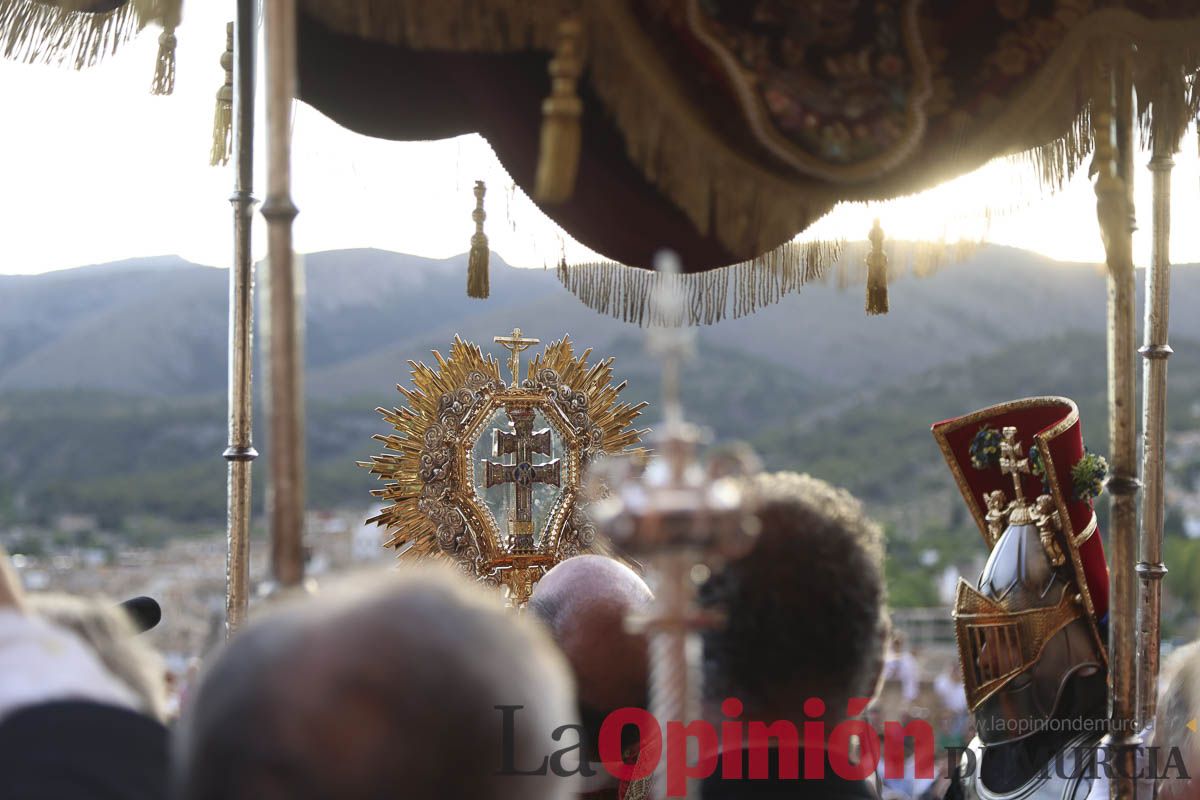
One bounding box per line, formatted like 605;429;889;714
361;330;648;604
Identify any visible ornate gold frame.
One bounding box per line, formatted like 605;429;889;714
363;333;647;604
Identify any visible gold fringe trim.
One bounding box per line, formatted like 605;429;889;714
1137;48;1200;156
999;21;1200;192
583;3;823;261
556;240;842;327
0;0;138;69
0;0;183;93
210;21;234;167
1009;107;1093;193
301;2;1200;264
300;0;824;261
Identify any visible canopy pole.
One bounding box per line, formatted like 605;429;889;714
263;0;305;589
1094;50;1141;800
1136;84;1178;729
224;0;260;634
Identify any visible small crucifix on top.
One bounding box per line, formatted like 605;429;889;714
999;426;1032;524
494;328;539;386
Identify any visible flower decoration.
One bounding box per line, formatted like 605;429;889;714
1072;449;1108;502
1029;445;1050;493
969;425;1003;470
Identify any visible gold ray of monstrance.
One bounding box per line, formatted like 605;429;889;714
361;330;648;605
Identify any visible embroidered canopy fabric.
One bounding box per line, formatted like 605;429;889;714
8;0;1200;279
294;0;1200;276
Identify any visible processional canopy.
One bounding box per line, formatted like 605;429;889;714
363;329;647;605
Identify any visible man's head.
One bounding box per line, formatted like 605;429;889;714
173;566;578;800
700;472;888;721
529;555;652;757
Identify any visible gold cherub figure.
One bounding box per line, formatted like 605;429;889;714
983;489;1010;545
1031;494;1066;567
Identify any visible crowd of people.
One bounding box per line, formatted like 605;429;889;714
1;470;1196;799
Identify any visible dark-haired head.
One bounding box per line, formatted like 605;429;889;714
700;472;888;723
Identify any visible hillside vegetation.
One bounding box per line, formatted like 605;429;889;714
3;248;1198;628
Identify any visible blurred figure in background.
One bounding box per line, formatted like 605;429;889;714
29;592;167;722
884;632;920;705
0;547;168;800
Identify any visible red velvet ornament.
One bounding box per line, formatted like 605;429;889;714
932;397;1109;623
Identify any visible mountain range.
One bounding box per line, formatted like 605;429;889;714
1;248;1198;524
6;246;1200;614
8;245;1200;402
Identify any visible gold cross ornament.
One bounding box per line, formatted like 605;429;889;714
494;328;540;385
999;426;1032;524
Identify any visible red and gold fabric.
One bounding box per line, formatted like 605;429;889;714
285;0;1200;275
931;396;1109;626
11;1;1200;283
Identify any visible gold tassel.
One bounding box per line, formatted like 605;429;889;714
468;180;489;299
210;22;234;166
534;18;584;204
151;27;176;94
865;219;889;315
149;0;181;95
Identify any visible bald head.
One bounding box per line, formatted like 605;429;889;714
174;567;577;800
529;556;651;752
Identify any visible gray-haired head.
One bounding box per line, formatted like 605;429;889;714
173;566;577;800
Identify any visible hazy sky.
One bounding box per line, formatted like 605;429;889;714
2;2;1198;275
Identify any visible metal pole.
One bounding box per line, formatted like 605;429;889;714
1094;51;1141;800
224;0;259;637
262;0;304;589
646;550;703;800
1136;82;1177;730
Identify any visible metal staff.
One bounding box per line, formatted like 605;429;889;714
1092;50;1141;800
263;0;305;589
224;0;259;636
1136;69;1180;729
593;252;756;800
